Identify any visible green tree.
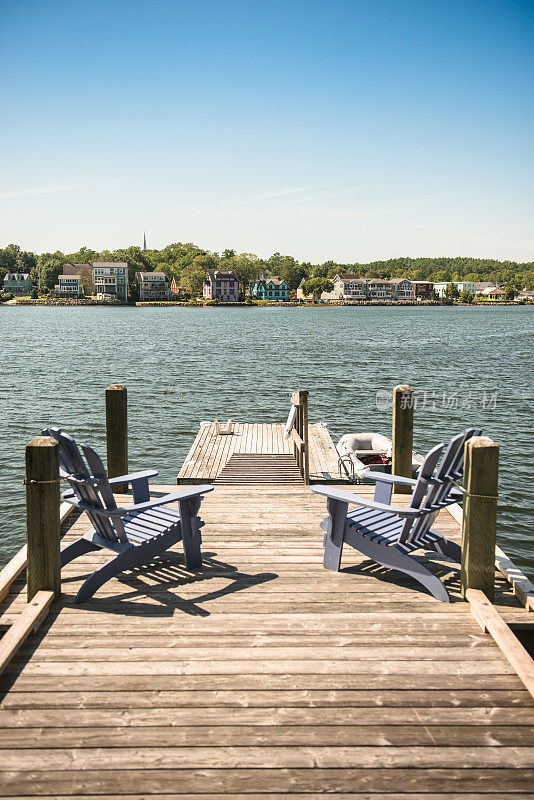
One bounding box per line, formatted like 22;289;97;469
65;246;99;264
444;282;459;302
302;277;334;301
36;252;65;292
234;253;262;297
278;256;307;290
459;290;473;303
505;285;517;301
186;253;218;296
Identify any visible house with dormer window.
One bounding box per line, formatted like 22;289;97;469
251;277;290;301
203;270;239;302
3;273;32;296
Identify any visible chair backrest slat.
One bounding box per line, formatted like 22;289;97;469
398;443;444;544
406;428;480;546
43;427;125;542
81;443;127;541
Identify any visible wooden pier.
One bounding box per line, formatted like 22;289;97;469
177;421;344;483
1;386;534;797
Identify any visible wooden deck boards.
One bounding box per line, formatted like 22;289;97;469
177;421;343;483
0;483;533;797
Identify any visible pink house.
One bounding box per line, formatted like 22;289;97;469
203;270;239;302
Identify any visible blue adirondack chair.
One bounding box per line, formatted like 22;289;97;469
312;429;480;602
43;427;214;603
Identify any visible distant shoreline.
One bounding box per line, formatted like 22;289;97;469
2;298;529;308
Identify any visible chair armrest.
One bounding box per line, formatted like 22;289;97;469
127;484;214;513
108;469;159;486
108;469;159;503
311;485;421;518
366;472;417;487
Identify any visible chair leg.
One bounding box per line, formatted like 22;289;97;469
344;528;451;602
60;537;99;568
323;497;349;572
179;497;203;569
428;535;462;563
75;528;182;603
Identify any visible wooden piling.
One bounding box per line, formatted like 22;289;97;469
461;435;499;602
391;384;413;493
290;390;310;485
25;436;61;602
106;384;128;493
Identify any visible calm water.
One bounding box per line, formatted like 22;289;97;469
1;305;533;578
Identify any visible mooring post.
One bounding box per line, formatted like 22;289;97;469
106;384;128;493
290;390;309;484
301;390;310;485
391;384;414;493
461;436;499;602
25;436;61;602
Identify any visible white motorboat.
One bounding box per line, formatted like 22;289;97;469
336;432;425;482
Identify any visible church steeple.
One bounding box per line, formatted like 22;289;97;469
143;231;147;251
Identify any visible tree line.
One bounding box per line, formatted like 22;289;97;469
1;242;533;299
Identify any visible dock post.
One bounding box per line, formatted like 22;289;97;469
106;384;128;493
301;391;309;486
290;390;309;485
461;436;499;602
25;436;61;602
391;384;413;493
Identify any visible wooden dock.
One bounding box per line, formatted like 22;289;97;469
177;421;345;483
1;481;534;797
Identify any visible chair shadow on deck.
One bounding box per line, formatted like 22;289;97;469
60;550;278;617
342;553;515;604
342;553;464;601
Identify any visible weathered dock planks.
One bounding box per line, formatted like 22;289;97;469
1;483;533;797
177;421;344;483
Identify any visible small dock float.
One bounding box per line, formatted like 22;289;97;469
178;392;347;485
0;384;533;797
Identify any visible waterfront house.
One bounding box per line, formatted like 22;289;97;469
433;281;476;298
367;278;394;300
251;277;290;301
515;290;534;303
477;286;507;301
55;275;82;297
321;274;367;301
170;277;186;296
390;278;413;300
475;281;495;292
54;263;89;297
93;262;128;303
433;282;449;298
3;272;32;296
203;270;239;302
456;281;477;295
135;271;170;301
412;280;434;300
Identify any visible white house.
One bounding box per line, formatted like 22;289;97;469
320;274;367;300
456;281;477;295
93;262;128;302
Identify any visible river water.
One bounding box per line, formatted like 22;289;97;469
1;305;532;578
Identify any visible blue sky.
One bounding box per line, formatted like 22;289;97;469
1;0;533;262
